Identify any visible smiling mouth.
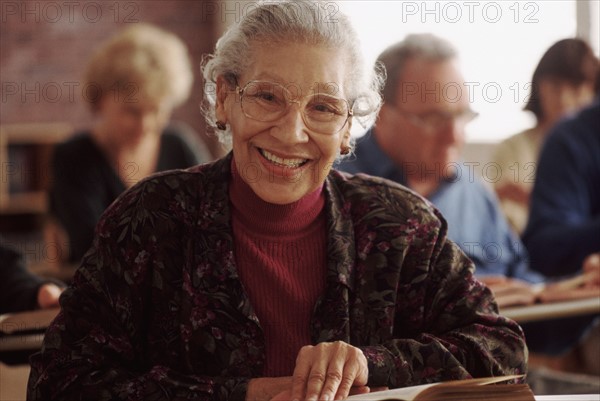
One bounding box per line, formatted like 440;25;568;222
258;148;309;168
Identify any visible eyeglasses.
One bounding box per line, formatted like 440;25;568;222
236;80;353;135
391;106;478;135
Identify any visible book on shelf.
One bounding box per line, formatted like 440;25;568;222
345;375;534;401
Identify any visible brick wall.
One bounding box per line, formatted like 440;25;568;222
0;0;225;157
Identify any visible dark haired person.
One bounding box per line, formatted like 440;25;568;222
493;38;598;234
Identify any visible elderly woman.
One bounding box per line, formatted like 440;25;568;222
28;2;526;401
49;23;211;264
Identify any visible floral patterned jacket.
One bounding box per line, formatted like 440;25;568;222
28;154;527;401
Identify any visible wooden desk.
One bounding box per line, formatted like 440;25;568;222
0;308;59;360
501;297;600;324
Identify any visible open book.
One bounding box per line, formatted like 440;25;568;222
346;375;534;401
482;272;600;308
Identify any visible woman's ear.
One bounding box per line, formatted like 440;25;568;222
339;132;352;156
341;131;352;149
340;110;353;143
215;75;231;124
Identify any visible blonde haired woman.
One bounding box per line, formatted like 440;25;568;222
49;24;210;264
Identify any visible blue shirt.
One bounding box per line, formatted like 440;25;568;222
337;130;544;283
523;99;600;276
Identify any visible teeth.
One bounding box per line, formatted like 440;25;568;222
260;149;307;168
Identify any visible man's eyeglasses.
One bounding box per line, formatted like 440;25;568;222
391;106;478;135
236;80;353;135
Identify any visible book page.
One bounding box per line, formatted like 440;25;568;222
346;382;437;401
535;395;600;401
345;375;524;401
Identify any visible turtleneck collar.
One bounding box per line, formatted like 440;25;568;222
229;158;325;237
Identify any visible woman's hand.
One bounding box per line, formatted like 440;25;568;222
247;342;372;401
290;341;369;401
37;283;63;309
247;377;293;401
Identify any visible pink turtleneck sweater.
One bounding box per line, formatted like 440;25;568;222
229;160;327;377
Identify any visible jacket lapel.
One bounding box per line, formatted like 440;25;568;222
311;173;356;344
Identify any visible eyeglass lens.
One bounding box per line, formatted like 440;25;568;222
240;81;350;133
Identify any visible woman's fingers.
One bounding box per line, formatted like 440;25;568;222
333;356;368;400
305;349;331;401
348;386;372;396
291;345;316;401
291;342;368;401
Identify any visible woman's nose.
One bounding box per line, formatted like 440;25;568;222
273;103;310;143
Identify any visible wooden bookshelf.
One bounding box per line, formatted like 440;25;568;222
0;123;73;215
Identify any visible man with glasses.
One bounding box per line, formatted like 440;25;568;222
338;33;545;294
338;34;600;366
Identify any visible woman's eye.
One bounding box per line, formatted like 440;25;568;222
312;103;342;115
314;104;333;113
258;92;276;102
